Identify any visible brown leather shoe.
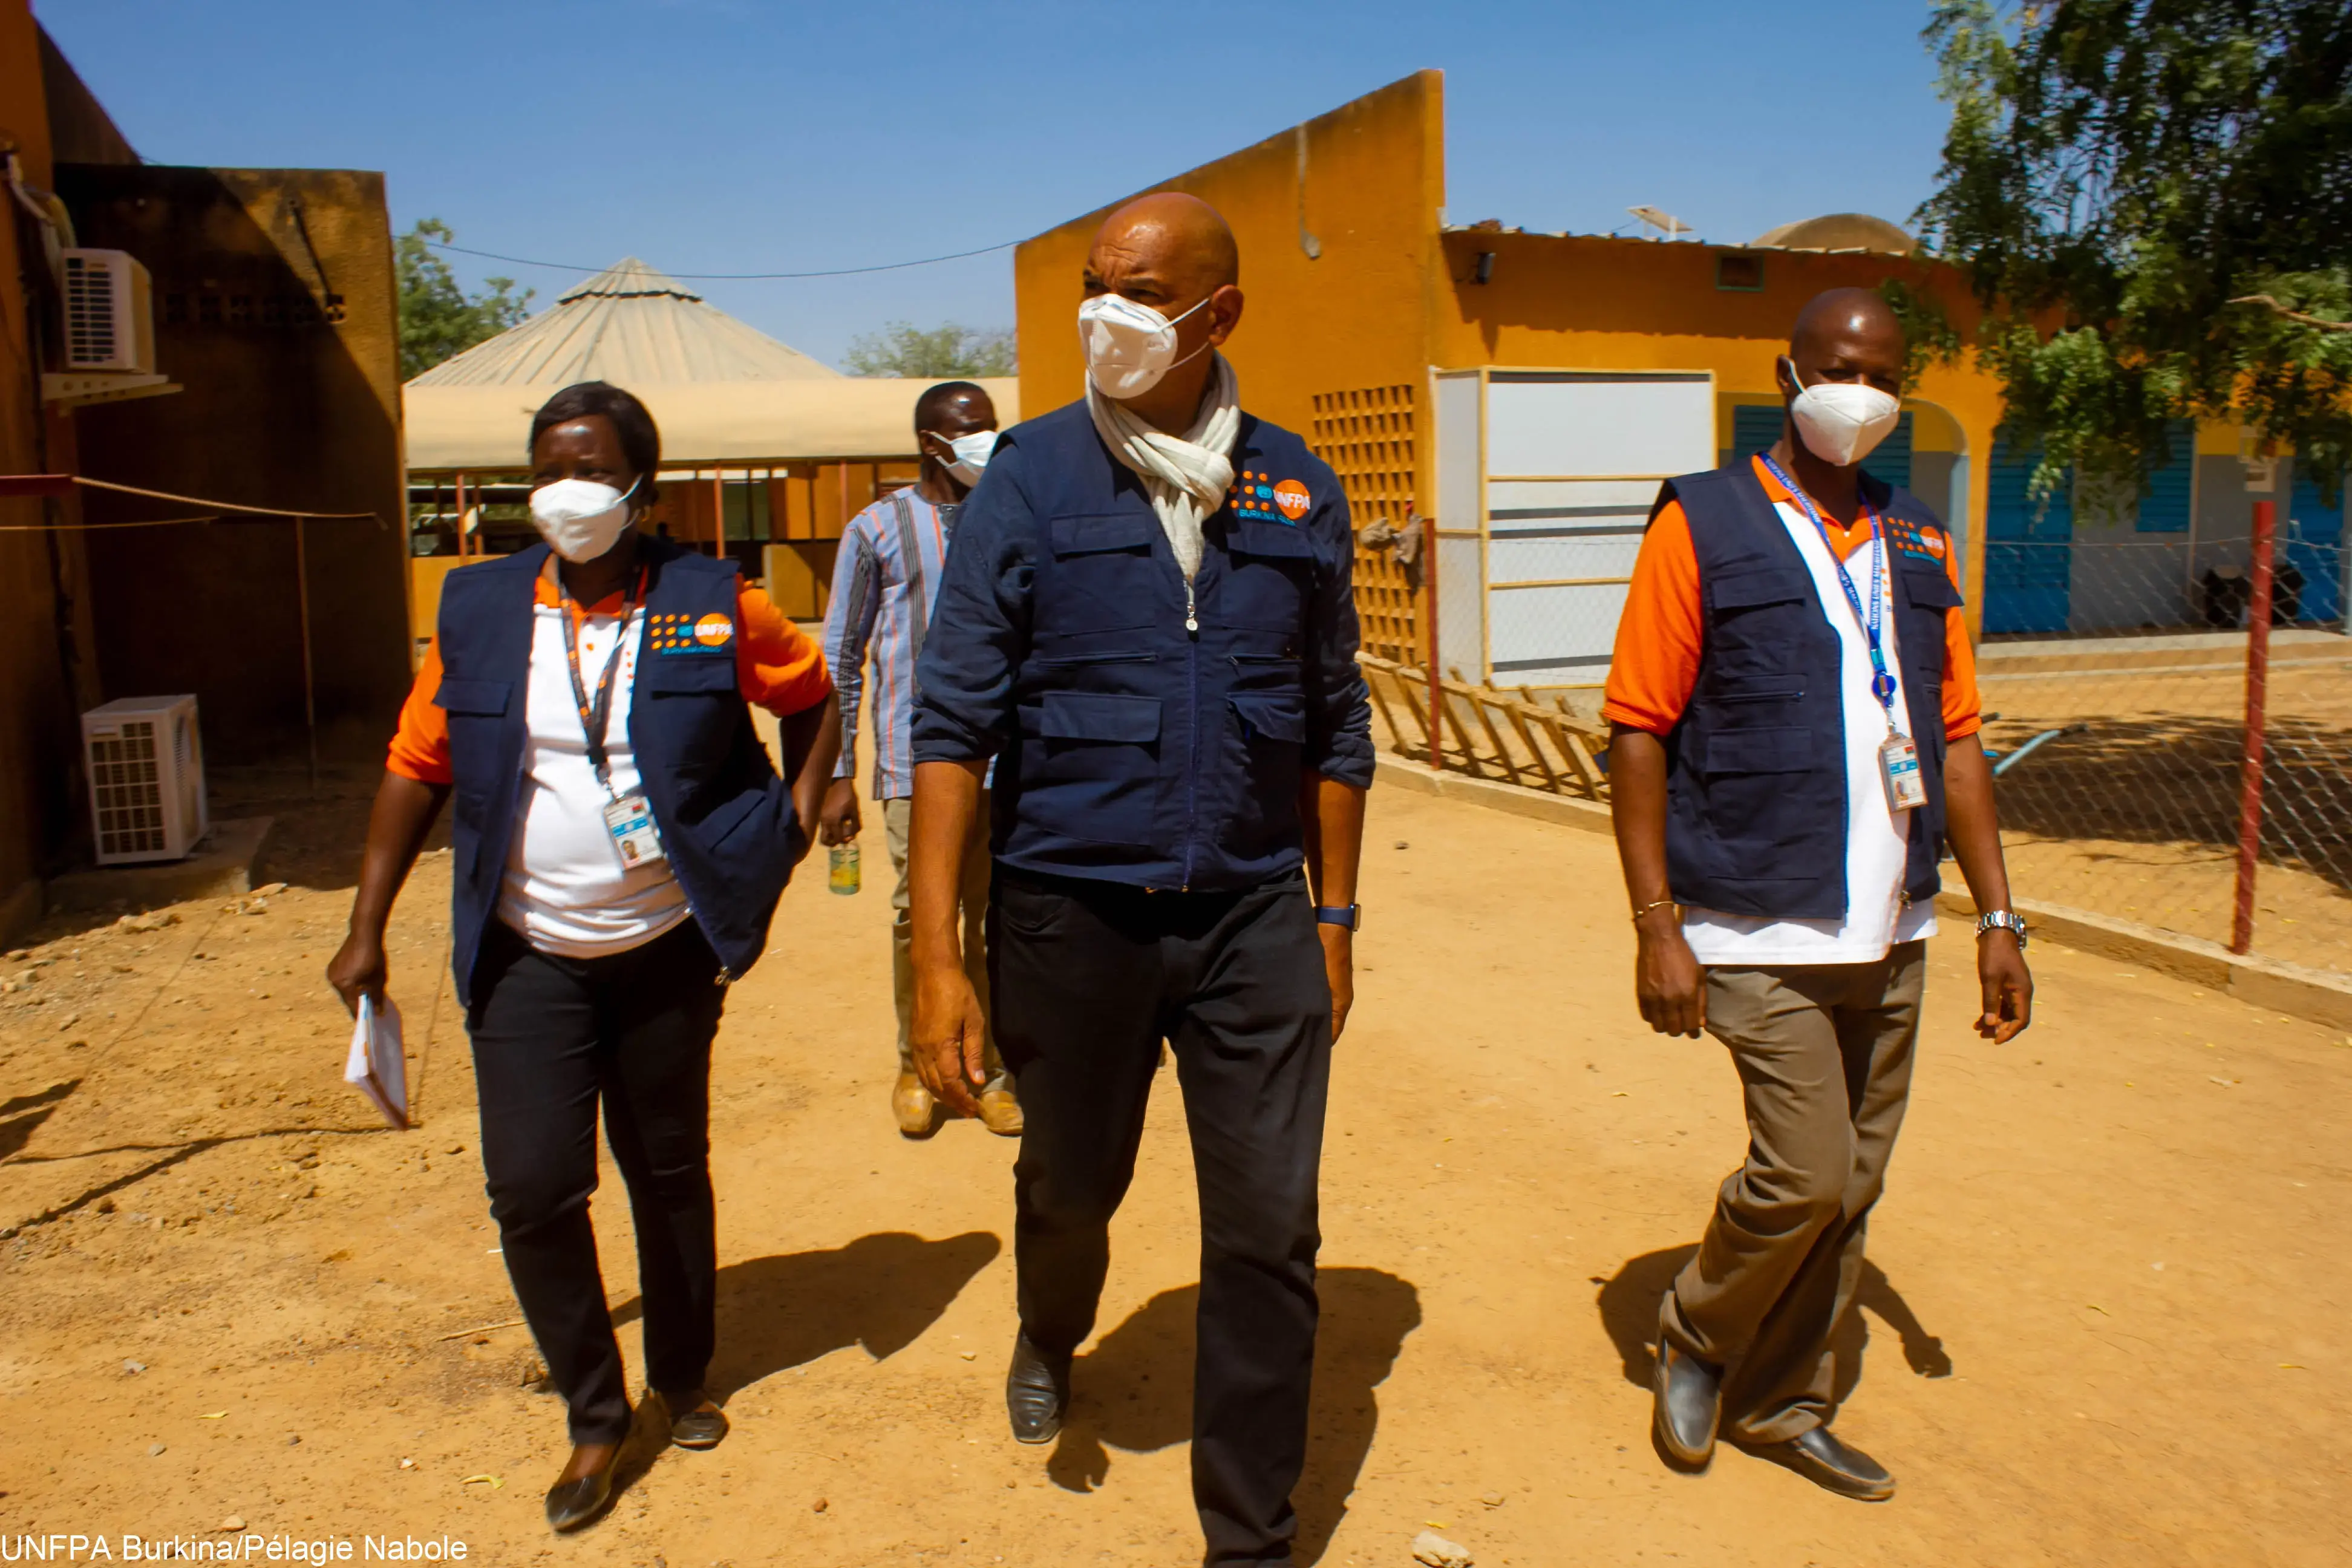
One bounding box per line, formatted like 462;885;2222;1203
892;1071;939;1138
977;1084;1024;1137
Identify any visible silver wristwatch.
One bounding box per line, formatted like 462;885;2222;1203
1976;910;2028;949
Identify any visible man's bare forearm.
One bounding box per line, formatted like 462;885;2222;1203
1941;737;2014;912
1298;773;1365;907
909;758;987;970
1608;725;1674;910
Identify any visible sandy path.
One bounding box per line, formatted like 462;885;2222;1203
1;773;2345;1566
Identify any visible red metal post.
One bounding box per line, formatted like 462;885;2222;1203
453;472;469;560
710;472;724;558
1423;512;1443;772
2229;499;2276;955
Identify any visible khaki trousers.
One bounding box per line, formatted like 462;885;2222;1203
883;794;1006;1091
1661;941;1925;1442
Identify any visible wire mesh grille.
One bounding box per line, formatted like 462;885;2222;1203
90;720;166;856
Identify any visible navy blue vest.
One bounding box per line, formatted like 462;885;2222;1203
434;538;802;1005
1655;463;1963;921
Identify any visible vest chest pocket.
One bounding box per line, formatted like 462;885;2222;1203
1220;522;1313;631
435;678;511;716
638;652;739;693
1042;513;1158;633
1705;566;1816;676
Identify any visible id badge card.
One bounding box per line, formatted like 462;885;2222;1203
601;793;666;866
1878;734;1928;813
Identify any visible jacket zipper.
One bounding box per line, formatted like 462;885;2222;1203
1182;577;1199;890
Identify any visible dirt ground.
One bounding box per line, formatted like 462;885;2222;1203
2;764;2348;1567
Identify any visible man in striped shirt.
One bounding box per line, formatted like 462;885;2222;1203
819;381;1021;1137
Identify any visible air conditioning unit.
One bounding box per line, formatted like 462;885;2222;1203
62;249;156;375
82;696;209;865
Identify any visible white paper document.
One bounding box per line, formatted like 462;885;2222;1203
345;993;410;1129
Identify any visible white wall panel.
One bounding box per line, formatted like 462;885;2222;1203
1485;373;1714;479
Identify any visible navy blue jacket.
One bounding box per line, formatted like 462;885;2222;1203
910;398;1374;890
1657;463;1962;921
435;538;806;1005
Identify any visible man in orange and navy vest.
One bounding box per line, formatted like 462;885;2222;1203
1606;288;2034;1501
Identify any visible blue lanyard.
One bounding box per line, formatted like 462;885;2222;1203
1759;452;1898;714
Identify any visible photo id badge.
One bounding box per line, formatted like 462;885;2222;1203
602;794;666;866
1878;734;1928;814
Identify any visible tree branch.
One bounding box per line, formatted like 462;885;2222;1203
2230;295;2352;333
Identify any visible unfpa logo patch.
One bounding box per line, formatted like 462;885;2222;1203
649;610;734;655
1230;472;1311;526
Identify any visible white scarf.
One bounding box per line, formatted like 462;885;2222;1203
1086;353;1242;582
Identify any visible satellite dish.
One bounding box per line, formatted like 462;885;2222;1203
1627;206;1693;241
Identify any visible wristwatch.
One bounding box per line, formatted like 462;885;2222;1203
1316;904;1362;931
1976;910;2028;949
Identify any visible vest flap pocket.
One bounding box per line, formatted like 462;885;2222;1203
1710;566;1811;610
1900;561;1965;610
1229;691;1307;743
1700;726;1815;775
434;678;511;716
641;652;739;693
1230;521;1315;559
1041;690;1161;743
1050;513;1157;557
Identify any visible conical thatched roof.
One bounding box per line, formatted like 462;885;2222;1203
406;257;841;388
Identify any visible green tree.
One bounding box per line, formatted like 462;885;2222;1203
1913;1;2352;499
843;321;1017;377
396;219;534;381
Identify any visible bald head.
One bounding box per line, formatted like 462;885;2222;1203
1089;192;1240;298
1780;286;1906;405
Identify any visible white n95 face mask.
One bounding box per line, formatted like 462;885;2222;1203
529;477;639;563
1079;292;1212;400
926;428;999;487
1784;357;1901;468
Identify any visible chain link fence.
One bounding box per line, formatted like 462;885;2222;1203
1973;526;2348;978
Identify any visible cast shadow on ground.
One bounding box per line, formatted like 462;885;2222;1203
1594;1245;1953;1417
0;1080;80;1161
1043;1267;1420;1566
610;1229;1002;1400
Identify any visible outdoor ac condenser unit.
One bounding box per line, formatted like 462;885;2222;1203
61;249;157;375
82;696;209;865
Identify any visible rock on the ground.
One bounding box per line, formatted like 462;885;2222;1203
1413;1531;1472;1568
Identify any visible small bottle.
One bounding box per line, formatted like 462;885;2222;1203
828;839;861;895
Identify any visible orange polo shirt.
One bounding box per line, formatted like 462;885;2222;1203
387;572;831;786
1602;455;1982;742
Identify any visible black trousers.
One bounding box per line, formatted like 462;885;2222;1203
468;916;726;1445
990;868;1333;1567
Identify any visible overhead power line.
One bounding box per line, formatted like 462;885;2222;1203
424;237;1020;281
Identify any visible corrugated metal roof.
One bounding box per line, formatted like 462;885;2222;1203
406;257;841;388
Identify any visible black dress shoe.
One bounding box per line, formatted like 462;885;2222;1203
544;1468;613;1532
1651;1342;1723;1466
667;1396;728;1451
1005;1333;1070;1445
1743;1424;1895;1501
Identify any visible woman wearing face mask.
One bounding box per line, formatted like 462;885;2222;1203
327;380;838;1532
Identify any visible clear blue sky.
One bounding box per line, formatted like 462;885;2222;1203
39;0;1956;371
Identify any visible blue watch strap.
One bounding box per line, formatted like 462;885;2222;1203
1315;904;1361;930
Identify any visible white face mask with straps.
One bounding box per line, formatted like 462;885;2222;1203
529;476;639;563
924;428;999;488
1783;356;1901;468
1079;292;1214;400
